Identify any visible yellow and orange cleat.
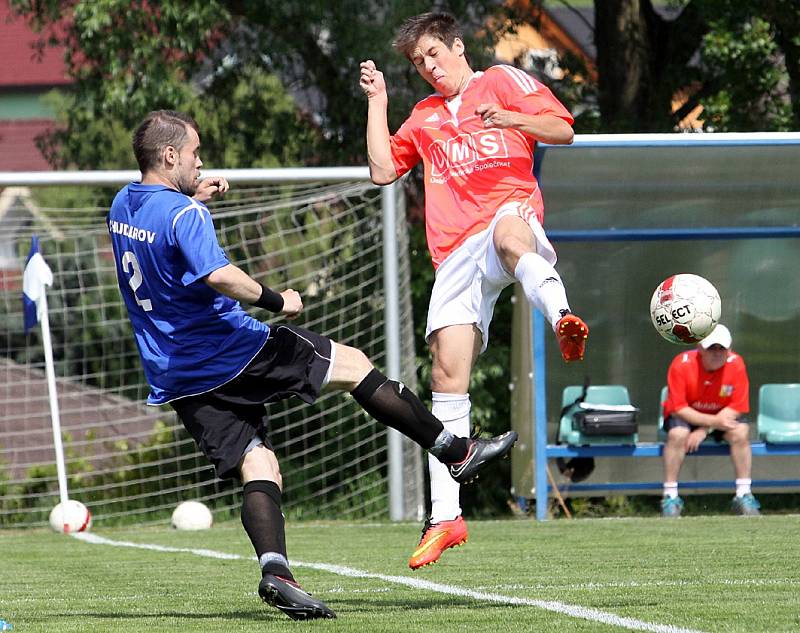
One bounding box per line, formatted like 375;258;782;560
555;312;589;362
408;515;468;570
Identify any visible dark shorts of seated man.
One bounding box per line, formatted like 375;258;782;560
663;414;750;444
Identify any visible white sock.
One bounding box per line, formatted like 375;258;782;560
514;252;570;329
429;392;470;523
663;482;679;499
735;478;752;497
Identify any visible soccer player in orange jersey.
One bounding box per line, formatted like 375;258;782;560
360;12;588;569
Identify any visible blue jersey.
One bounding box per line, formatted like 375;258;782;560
108;183;269;404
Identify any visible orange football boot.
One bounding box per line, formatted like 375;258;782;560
408;516;468;570
555;312;589;362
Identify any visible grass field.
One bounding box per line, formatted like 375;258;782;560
3;515;799;632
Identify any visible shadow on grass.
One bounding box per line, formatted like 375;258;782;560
48;610;276;621
325;596;510;613
52;595;489;621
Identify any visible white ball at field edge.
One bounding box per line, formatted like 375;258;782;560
171;500;213;530
48;499;92;533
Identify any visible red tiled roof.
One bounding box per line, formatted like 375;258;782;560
0;119;55;170
0;359;166;480
0;0;70;87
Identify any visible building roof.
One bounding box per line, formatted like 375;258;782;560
0;0;67;170
0;0;69;88
0;358;167;480
0;119;54;170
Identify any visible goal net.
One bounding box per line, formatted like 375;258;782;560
0;176;424;528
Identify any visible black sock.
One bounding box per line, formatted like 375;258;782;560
351;368;469;463
241;480;294;581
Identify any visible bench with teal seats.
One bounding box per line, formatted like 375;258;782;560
758;384;800;443
558;384;638;446
538;383;800;521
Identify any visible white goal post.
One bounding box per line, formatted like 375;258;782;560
0;167;424;527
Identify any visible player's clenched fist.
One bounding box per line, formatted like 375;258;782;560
280;289;303;319
194;176;230;202
360;60;387;100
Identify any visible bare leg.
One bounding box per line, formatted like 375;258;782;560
429;324;481;394
325;343;371;392
725;423;752;480
663;426;690;483
240;444;281;486
428;324;481;523
493;214;537;275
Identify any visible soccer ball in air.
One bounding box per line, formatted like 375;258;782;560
48;499;92;533
171;500;213;530
650;274;721;344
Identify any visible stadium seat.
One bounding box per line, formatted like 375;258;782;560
558;385;638;446
757;384;800;443
658;385;726;444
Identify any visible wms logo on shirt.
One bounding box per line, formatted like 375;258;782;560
428;129;510;178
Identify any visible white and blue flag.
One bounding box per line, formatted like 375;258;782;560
22;235;53;334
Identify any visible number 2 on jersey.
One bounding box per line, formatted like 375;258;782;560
121;251;153;312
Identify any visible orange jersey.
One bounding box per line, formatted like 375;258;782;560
389;65;573;268
663;349;749;419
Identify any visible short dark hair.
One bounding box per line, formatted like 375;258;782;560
392;12;462;60
132;110;200;173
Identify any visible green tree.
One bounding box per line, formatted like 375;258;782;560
11;0;321;169
13;0;799;157
11;0;514;168
591;0;798;131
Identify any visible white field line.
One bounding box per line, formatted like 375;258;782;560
74;532;706;633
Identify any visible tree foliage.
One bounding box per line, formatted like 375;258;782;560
12;1;799;156
11;0;318;168
591;0;799;131
10;0;513;168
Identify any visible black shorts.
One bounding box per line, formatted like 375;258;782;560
663;414;749;443
171;324;333;480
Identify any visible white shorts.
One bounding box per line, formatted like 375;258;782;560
425;202;556;353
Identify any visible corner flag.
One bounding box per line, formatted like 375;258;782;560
21;235;72;525
22;235;53;334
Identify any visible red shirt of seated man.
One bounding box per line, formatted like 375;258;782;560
663;324;749;421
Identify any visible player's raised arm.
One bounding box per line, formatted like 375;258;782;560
360;60;398;185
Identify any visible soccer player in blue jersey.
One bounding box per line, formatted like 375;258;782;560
108;110;517;621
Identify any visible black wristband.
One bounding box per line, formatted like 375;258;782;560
253;282;284;312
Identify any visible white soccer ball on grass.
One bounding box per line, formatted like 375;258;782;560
48;499;92;533
650;273;721;344
171;500;213;530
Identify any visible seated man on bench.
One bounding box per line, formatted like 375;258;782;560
661;324;760;518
